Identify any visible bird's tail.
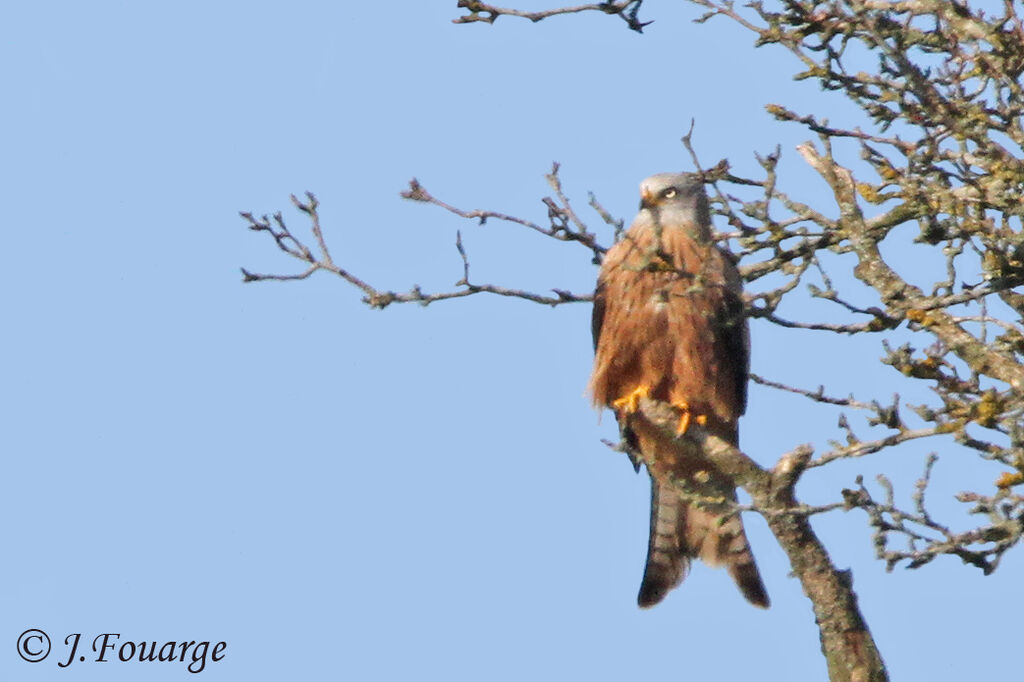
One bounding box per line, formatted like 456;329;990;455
637;476;770;608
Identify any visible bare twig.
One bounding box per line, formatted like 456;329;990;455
843;459;1024;574
453;0;650;31
240;191;593;309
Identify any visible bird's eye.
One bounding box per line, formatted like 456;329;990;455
661;188;677;199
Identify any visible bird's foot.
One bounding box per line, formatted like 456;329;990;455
612;386;650;415
672;401;708;436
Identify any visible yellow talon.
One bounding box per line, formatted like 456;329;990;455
613;389;709;437
673;401;706;436
612;386;650;414
675;404;692;436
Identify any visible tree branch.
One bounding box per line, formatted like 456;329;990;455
843;457;1024;574
629;395;888;682
453;0;651;31
240;189;593;309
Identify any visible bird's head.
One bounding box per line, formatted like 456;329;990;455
638;172;712;240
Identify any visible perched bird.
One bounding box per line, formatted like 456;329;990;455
588;172;769;608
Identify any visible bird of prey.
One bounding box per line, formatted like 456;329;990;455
588;172;769;609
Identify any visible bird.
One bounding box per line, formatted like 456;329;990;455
588;172;769;609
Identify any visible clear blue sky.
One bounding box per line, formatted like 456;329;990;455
3;2;1018;680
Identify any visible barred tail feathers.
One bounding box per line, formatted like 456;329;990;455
637;477;689;607
638;477;769;609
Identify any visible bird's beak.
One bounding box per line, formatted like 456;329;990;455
639;187;654;210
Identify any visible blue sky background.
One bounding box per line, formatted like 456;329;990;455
3;2;1019;680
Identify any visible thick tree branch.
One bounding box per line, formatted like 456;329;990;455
797;141;1024;393
630;396;888;682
